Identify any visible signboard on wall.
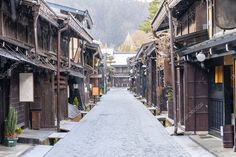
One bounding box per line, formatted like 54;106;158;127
216;0;236;29
19;73;34;102
92;87;99;96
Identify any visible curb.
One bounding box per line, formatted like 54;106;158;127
188;135;218;157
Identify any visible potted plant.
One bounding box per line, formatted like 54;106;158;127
4;108;18;147
73;96;79;108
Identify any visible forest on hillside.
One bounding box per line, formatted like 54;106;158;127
48;0;149;47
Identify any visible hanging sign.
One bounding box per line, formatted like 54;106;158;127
92;87;99;96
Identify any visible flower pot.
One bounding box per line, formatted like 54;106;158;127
4;137;18;147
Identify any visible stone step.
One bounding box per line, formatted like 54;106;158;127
22;145;53;157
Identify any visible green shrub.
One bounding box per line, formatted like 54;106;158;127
15;127;23;135
73;97;79;107
5;108;17;138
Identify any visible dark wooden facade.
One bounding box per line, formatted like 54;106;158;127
112;65;129;87
0;0;101;142
131;40;170;113
151;0;236;145
0;0;59;131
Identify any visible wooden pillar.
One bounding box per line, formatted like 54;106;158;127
176;66;181;125
233;55;236;151
148;57;152;106
169;8;178;134
156;63;161;112
0;1;5;36
51;71;56;127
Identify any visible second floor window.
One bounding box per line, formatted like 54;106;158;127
69;38;81;63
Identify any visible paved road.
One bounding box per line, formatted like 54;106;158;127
45;88;190;157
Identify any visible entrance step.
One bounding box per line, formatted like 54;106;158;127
18;129;55;145
60;120;78;132
22;145;53;157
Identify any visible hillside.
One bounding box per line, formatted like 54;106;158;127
47;0;149;47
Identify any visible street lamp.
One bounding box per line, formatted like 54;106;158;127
73;84;79;89
130;69;134;74
141;64;147;68
196;52;206;62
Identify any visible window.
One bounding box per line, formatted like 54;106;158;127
215;66;223;83
69;38;81;63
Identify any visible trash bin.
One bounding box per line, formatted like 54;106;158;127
223;125;234;148
31;109;41;130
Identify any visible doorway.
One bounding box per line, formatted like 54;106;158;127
208;63;233;137
0;79;9;142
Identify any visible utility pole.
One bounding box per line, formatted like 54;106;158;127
168;7;178;135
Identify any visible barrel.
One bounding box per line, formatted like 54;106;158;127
223;125;234;148
31;109;41;130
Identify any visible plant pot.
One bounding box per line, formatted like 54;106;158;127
4;137;18;147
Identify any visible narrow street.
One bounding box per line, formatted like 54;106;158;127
45;88;190;157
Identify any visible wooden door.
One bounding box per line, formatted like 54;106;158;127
224;66;233;125
151;59;157;106
208;59;224;136
41;73;55;128
0;79;9;142
184;62;208;132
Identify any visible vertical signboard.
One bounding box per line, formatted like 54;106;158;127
19;73;34;102
92;87;99;96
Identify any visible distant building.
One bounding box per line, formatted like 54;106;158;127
111;52;136;87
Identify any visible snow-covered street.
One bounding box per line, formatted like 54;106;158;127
45;88;193;157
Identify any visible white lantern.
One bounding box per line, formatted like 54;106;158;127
196;52;206;62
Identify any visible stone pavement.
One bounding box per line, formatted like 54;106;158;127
166;127;215;157
0;144;33;157
190;134;236;157
45;88;192;157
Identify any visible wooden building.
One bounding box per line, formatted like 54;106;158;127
111;52;135;88
152;0;236;149
132;39;171;113
49;1;96;112
112;65;129;87
0;0;101;142
84;42;103;103
0;0;60;140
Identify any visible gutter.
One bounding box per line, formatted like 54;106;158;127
56;24;69;132
33;11;39;53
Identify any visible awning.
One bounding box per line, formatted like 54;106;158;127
61;68;85;78
0;48;56;71
0;48;19;61
90;74;102;79
113;75;129;78
179;32;236;57
69;70;85;78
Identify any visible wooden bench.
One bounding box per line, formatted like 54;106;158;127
48;132;67;145
147;107;157;116
48;132;67;139
87;103;96;110
140;99;147;104
80;111;88;118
